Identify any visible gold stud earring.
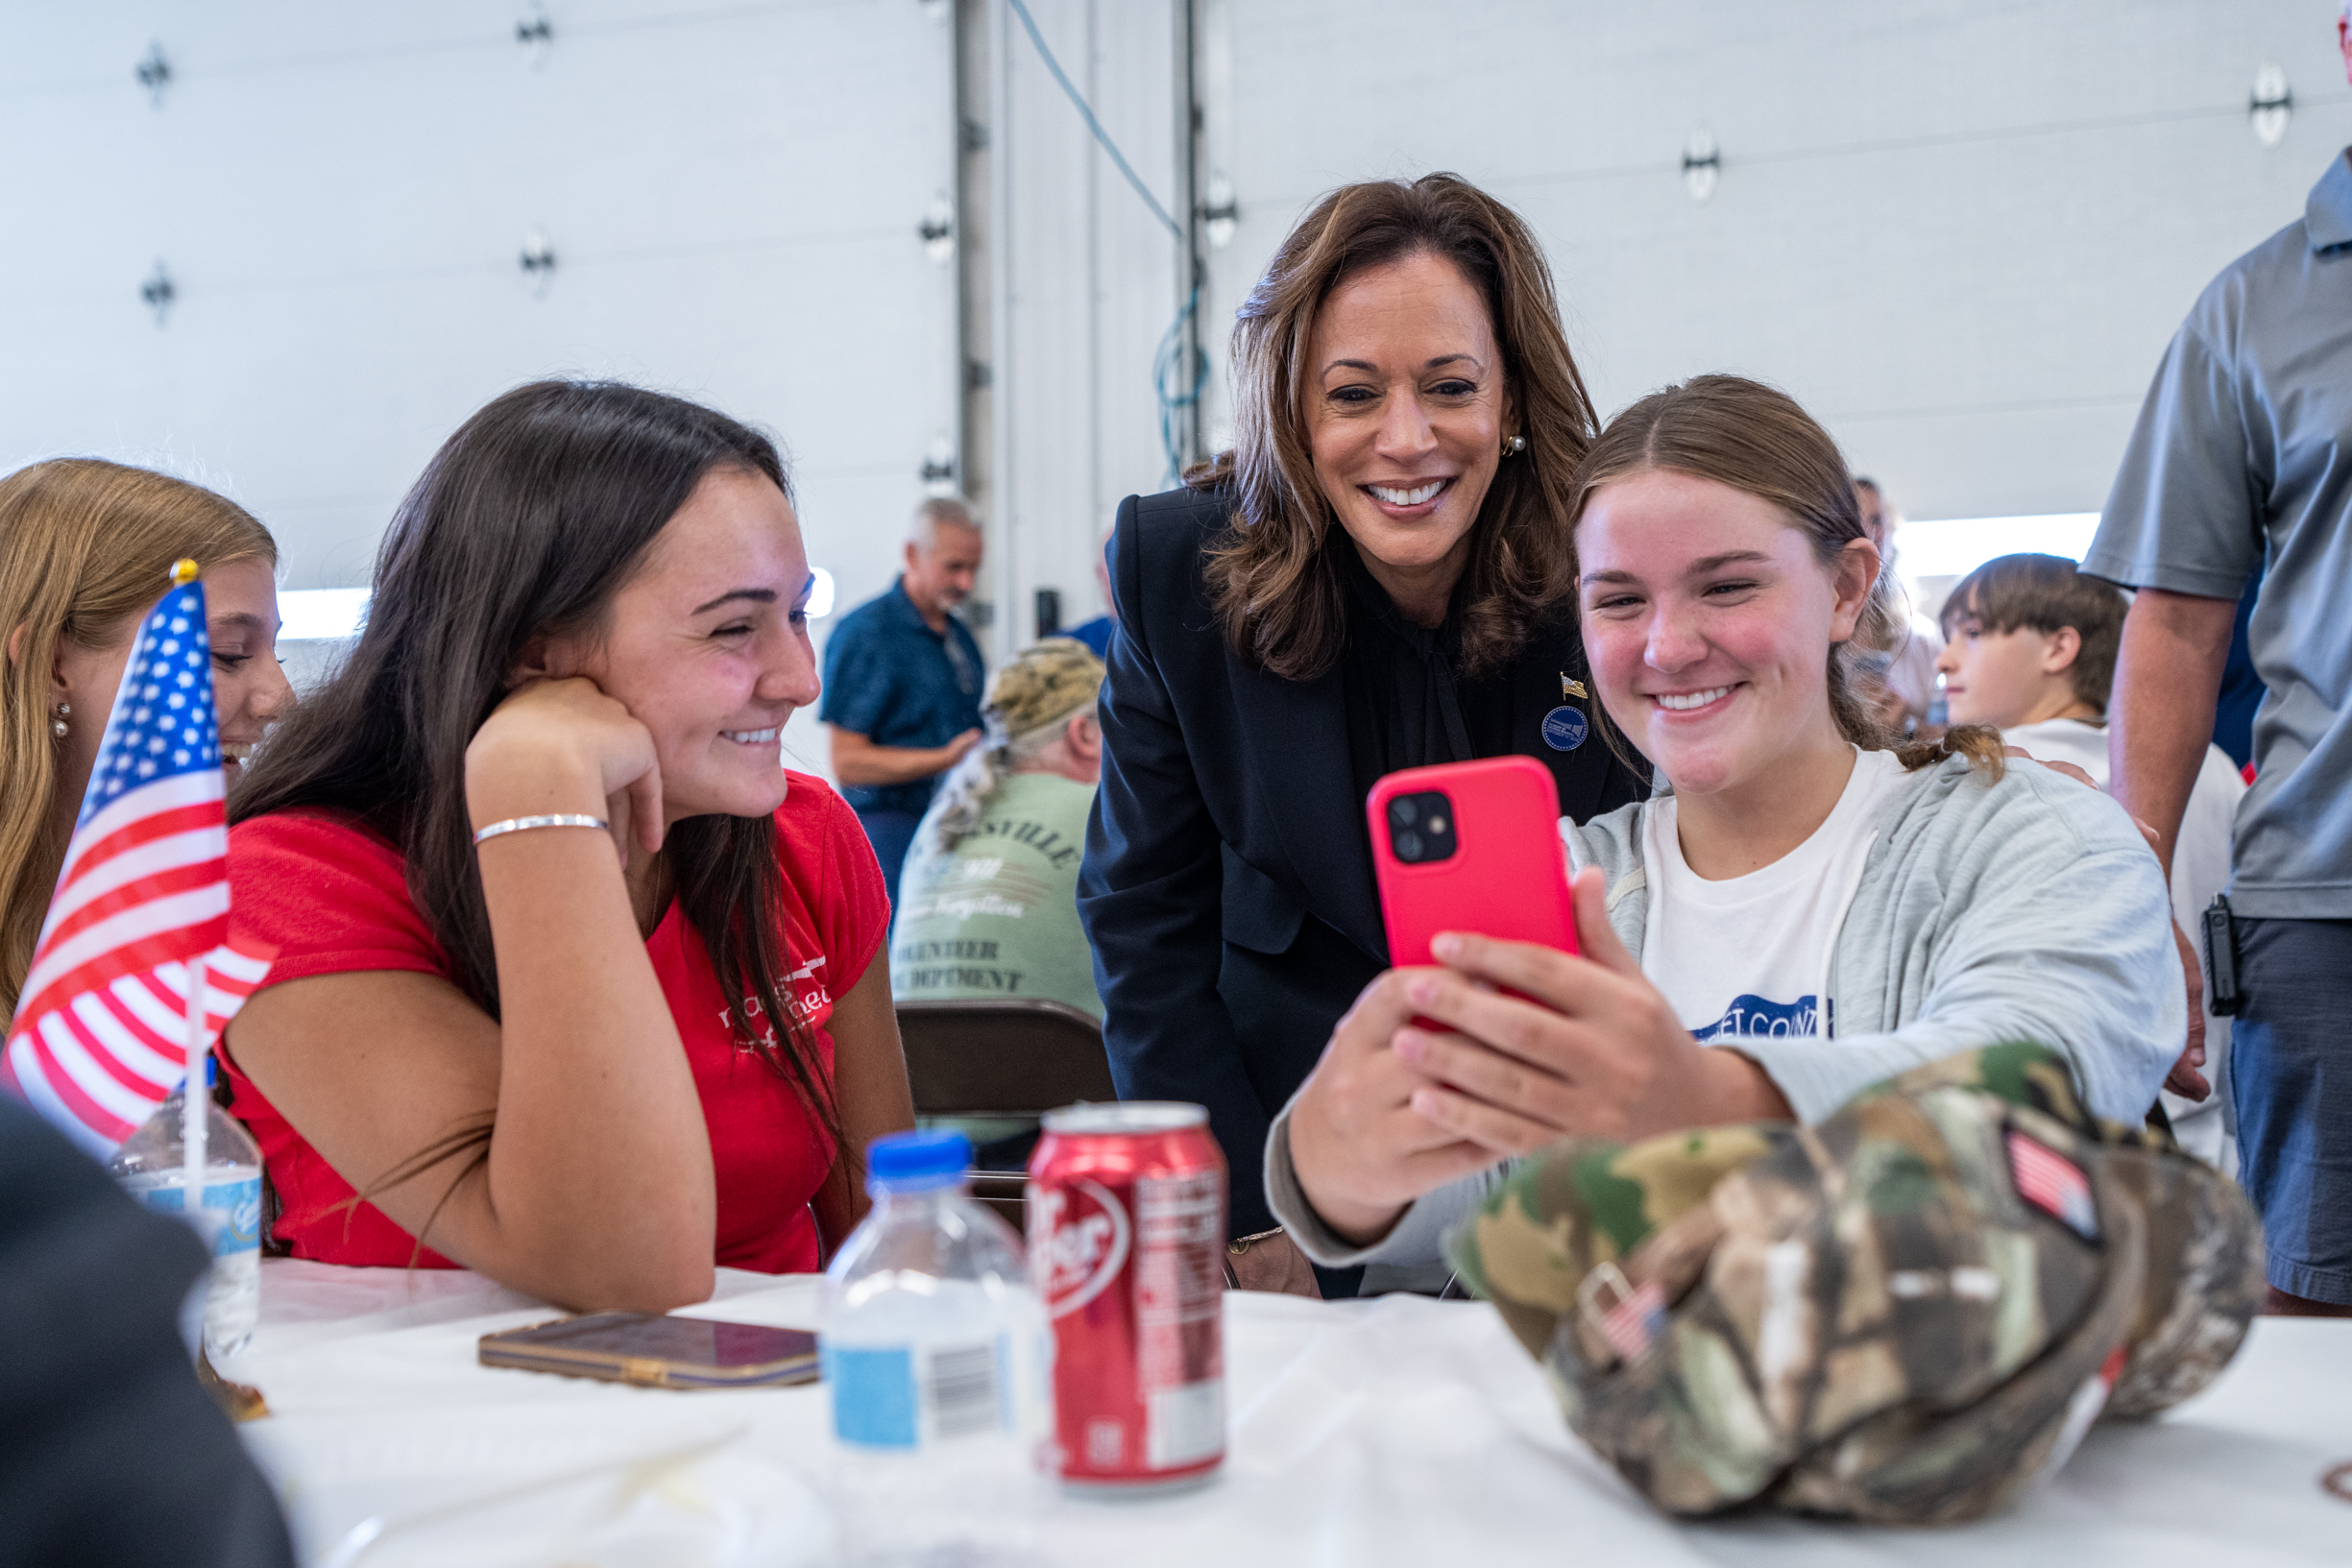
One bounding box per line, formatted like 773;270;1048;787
1503;435;1527;456
51;700;70;739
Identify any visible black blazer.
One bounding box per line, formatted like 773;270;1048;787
1078;485;1647;1238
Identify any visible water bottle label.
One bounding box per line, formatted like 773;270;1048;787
828;1346;919;1448
824;1338;1006;1450
137;1174;263;1258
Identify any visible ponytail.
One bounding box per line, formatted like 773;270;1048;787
1827;619;2005;781
1893;723;2008;780
918;702;1099;854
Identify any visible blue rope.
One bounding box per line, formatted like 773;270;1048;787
1004;0;1183;240
1003;0;1208;483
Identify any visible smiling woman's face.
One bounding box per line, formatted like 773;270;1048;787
546;466;821;826
202;557;294;784
1303;250;1510;593
1576;470;1876;801
42;555;292;799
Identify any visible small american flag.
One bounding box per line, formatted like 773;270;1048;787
1597;1277;1667;1363
2007;1127;2099;1242
2;573;273;1159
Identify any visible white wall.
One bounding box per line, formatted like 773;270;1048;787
0;0;964;779
983;0;1188;659
986;0;2352;635
11;2;2348;730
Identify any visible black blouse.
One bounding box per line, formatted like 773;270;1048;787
1337;539;1526;823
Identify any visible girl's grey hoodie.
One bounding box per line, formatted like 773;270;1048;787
1267;752;2185;1269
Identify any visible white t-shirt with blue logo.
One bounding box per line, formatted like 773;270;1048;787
1639;747;1906;1043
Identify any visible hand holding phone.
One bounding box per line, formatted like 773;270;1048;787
1292;760;1789;1247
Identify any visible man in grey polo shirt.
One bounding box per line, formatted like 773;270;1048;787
2088;10;2352;1318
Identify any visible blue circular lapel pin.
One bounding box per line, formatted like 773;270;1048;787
1541;705;1588;752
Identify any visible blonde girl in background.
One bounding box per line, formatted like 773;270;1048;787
0;459;293;1018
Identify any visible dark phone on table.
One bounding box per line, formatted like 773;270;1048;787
1369;756;1580;969
477;1311;820;1389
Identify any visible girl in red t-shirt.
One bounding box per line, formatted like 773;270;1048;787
221;382;915;1311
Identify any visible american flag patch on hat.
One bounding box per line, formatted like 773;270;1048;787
1577;1261;1667;1364
1600;1280;1666;1362
2007;1127;2098;1242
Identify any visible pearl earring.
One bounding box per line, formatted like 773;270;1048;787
1503;434;1528;456
51;700;69;739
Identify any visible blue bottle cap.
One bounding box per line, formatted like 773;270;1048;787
866;1129;972;1191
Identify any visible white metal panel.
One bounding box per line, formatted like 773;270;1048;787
1190;0;2352;520
988;0;1184;652
0;1;961;777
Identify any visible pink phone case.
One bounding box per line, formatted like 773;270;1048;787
1368;756;1580;968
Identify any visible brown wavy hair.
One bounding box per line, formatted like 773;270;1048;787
0;460;277;1016
1565;375;2004;777
1196;173;1597;681
1940;553;2127;715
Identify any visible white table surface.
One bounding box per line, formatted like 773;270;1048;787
226;1259;2352;1567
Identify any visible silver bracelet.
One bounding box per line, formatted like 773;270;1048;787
472;813;609;845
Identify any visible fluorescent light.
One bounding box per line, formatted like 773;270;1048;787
278;588;371;641
1891;513;2104;621
1894;512;2101;580
279;573;837;641
1881;512;2107;620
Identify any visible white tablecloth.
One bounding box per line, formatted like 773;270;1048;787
226;1259;2350;1567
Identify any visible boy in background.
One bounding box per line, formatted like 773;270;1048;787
1936;553;2244;1170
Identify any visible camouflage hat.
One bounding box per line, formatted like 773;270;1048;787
1447;1043;2264;1523
982;638;1104;741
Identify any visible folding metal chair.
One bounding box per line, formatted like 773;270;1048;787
892;998;1116;1228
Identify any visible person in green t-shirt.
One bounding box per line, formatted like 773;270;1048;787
894;638;1105;1019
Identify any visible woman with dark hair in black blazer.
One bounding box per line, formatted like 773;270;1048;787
1079;174;1646;1295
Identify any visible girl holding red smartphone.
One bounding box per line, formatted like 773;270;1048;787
1275;377;2183;1264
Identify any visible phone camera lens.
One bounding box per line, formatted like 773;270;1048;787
1386;789;1456;863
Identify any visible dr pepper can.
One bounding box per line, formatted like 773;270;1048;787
1027;1101;1226;1490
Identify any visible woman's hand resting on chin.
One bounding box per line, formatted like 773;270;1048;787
1288;865;1794;1247
465;676;666;862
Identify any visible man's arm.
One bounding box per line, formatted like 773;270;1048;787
2108;587;2239;876
830;726;980;788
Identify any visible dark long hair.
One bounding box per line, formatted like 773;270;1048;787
232;381;840;1179
1198;173;1599;681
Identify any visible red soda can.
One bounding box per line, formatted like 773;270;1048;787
1027;1101;1226;1490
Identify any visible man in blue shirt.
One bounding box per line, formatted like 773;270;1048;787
821;497;987;910
2090;6;2352;1317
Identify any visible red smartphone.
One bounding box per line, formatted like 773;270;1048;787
1368;756;1580;968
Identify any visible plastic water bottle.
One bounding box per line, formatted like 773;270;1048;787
819;1129;1054;1565
107;1059;264;1360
